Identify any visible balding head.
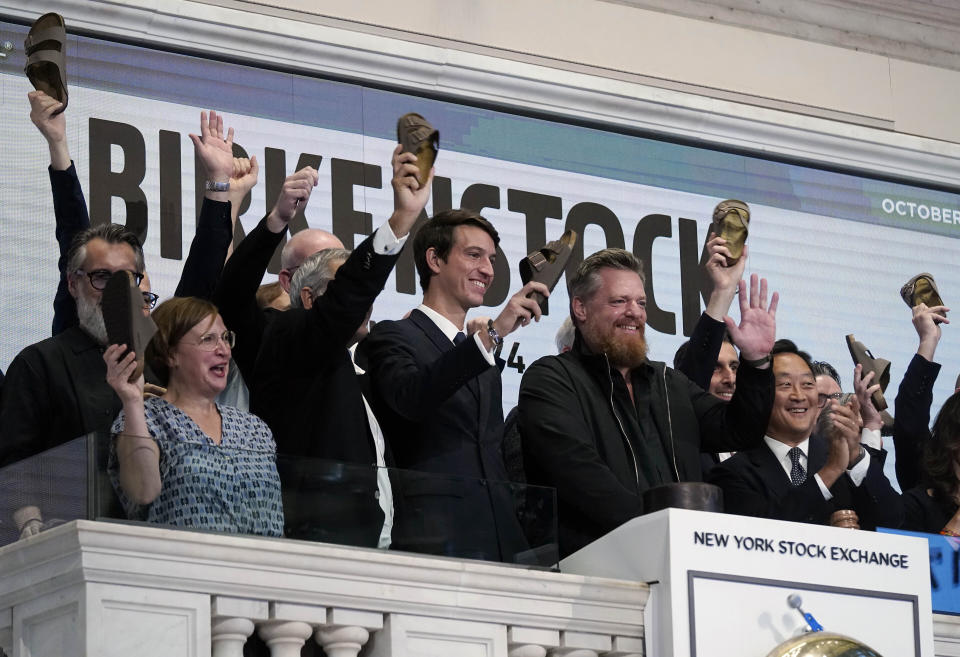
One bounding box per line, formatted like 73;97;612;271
278;229;344;292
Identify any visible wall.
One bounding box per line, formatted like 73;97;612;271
199;0;960;144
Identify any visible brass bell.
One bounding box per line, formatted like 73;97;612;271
764;631;882;656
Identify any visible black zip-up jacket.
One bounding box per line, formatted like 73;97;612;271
518;331;773;557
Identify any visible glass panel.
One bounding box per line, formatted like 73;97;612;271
0;434;558;568
0;435;91;546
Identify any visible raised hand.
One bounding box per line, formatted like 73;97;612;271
13;505;43;540
852;364;882;431
913;302;949;362
189;110;236;186
389;144;433;238
265;166;319;232
466;316;491;338
724;273;778;363
28;90;69;170
103;344;145;405
817;399;862;487
704;235;748;320
229;155;259;203
491;281;550;339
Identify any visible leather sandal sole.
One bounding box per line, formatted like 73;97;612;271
102;271;157;382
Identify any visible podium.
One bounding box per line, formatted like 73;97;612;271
560;508;934;657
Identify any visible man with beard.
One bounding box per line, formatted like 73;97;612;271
518;248;777;557
0;224;145;466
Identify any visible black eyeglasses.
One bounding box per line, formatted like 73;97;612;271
76;269;144;290
142;292;160;310
817;392;843;408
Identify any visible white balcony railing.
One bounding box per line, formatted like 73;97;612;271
0;520;648;657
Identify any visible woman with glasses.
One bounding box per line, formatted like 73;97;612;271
103;296;283;536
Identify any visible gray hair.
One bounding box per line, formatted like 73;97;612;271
289;248;352;308
555;316;575;353
65;224;145;275
568;248;645;311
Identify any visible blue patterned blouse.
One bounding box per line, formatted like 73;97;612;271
109;398;284;536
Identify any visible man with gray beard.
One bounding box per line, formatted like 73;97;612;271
518;248;778;557
0;224;145;466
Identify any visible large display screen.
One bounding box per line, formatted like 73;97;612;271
2;19;958;488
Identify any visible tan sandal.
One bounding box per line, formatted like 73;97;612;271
900;273;944;310
711;199;750;266
397;113;438;185
519;230;577;315
845;334;891;411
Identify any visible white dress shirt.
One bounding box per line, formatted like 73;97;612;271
350;344;394;549
763;435;870;501
416;304;496;366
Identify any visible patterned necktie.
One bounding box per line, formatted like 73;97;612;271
788;446;806;486
454;332;467;345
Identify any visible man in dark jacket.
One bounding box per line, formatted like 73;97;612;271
248;146;430;547
707;340;902;530
518;248;777;558
361;209;548;563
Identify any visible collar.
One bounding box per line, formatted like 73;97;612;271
764;435;810;462
349;343;363;375
62;325;105;355
416;303;462;342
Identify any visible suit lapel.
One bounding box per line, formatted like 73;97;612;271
750;444;792;496
409;309;481;404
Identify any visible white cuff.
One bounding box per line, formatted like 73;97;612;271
372;220;408;255
814;473;833;501
860;427;882;451
472;331;496;366
846;450;871;487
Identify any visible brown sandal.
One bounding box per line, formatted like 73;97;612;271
102;271;157;382
900;273;944;310
845;334;891;411
711;200;750;266
24;13;68;113
519;230;577;315
397;113;438;185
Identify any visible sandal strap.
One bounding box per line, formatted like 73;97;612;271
25;27;65;53
25;49;64;69
526;251;548;272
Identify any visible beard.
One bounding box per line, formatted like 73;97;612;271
76;292;109;345
582;320;648;370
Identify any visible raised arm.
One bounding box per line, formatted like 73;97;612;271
677;236;746;389
175;111;242;299
103;344;161;505
893;302;948;489
212;166;317;378
29;90;86;335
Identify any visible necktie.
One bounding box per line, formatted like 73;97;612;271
788;446;806;486
454;332;467;345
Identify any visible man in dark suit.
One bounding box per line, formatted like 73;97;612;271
362;209;548;562
707;340;902;529
248;146;430;547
